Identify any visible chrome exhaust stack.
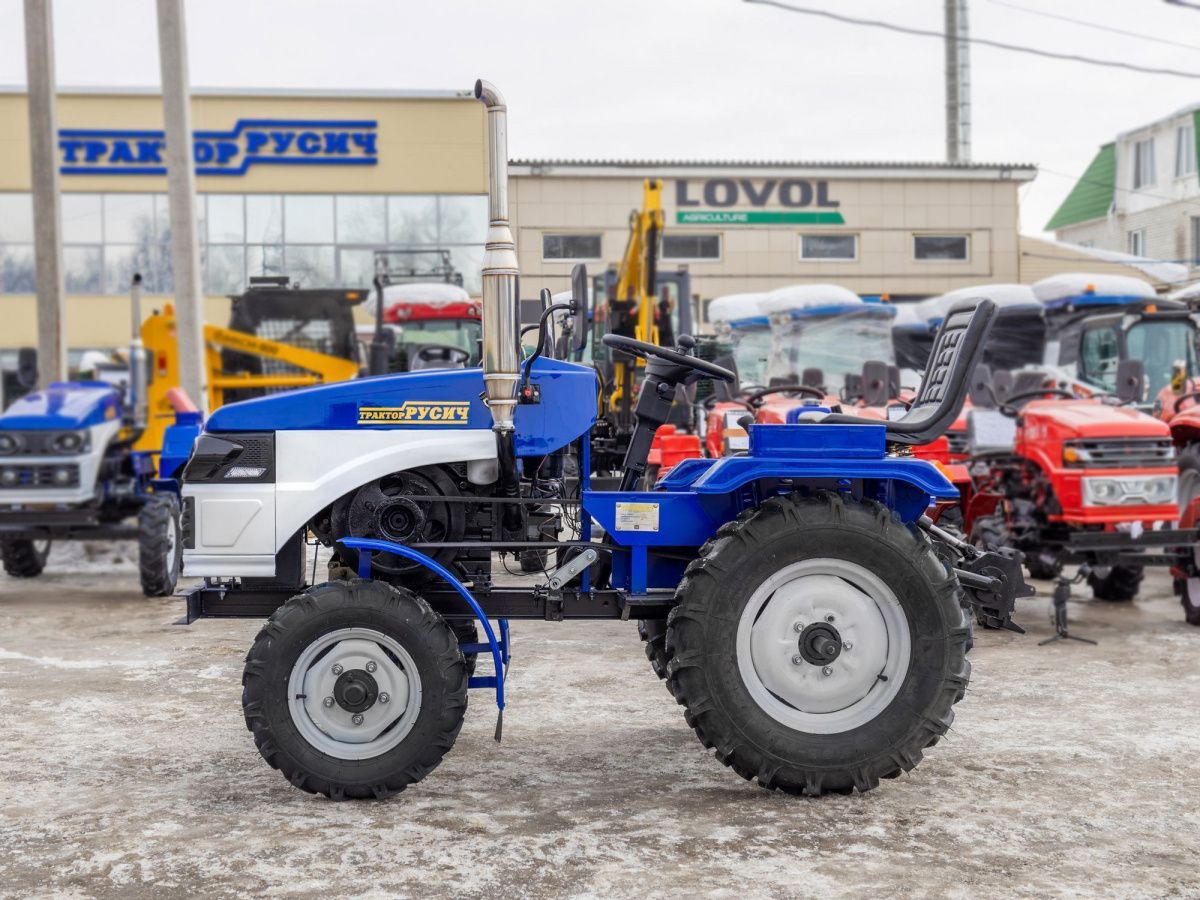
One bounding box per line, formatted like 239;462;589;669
128;273;149;432
475;79;520;433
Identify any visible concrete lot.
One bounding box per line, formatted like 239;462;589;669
1;545;1199;898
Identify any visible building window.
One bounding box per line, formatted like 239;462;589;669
1176;124;1196;178
913;234;969;261
1128;228;1146;257
1190;218;1200;264
0;191;489;296
542;233;602;261
800;234;858;260
1134;138;1156;189
662;233;720;261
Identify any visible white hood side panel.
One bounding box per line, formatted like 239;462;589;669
274;428;497;553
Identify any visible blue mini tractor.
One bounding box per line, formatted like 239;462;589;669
178;81;1029;800
0;275;195;595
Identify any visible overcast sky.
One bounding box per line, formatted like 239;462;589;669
1;0;1198;237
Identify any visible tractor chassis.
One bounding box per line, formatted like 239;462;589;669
1062;528;1196;568
0;508;138;541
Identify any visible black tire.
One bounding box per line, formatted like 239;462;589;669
138;494;182;597
1177;444;1200;513
665;492;970;796
1025;551;1064;582
1;538;49;577
638;618;670;681
242;579;468;800
1179;576;1200;626
1088;564;1143;602
450;620;479;677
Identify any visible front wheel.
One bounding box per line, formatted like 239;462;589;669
242;579;468;799
138;494;182;597
1179;576;1200;626
1088;565;1143;602
1;538;50;577
666;492;971;796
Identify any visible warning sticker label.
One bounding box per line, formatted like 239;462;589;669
615;502;660;532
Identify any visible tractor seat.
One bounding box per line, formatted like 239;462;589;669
821;299;998;445
860;360;891;407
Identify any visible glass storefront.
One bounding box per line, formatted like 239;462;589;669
0;192;488;295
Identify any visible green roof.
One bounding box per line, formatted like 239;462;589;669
1045;142;1115;231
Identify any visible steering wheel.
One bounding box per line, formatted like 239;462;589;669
1173;391;1200;414
601;334;735;383
411;345;470;370
998;387;1076;417
744;383;826;408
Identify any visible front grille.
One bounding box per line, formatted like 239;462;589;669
946;431;969;455
1065;438;1175;469
0;463;81;489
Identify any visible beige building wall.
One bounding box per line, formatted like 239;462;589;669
1018;235;1160;286
0;88;485;349
509;164;1035;308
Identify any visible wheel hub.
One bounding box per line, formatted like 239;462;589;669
797;621;842;666
333;668;379;713
374;496;427;543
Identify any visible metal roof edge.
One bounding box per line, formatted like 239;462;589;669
0;85;473;99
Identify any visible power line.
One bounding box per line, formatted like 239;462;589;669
744;0;1200;79
987;0;1200;52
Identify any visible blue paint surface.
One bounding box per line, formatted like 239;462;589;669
0;382;121;430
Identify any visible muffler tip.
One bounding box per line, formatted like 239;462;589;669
473;79;483;100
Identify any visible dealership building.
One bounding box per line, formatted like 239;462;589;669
0;86;1042;354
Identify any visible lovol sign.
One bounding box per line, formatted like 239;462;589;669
57;119;379;176
674;179;845;225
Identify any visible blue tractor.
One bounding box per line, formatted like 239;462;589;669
0;276;195;594
177;80;1029;800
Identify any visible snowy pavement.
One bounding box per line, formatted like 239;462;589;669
1;547;1199;898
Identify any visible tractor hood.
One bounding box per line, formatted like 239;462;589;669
0;382;122;430
203;357;598;457
1020;399;1169;440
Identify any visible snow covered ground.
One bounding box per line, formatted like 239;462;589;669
1;552;1199;897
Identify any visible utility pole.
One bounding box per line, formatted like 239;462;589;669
155;0;207;412
23;0;66;387
944;0;961;162
957;0;972;162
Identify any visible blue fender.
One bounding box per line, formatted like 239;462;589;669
337;537;508;715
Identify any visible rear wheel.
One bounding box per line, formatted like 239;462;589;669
1;538;49;577
1177;444;1200;513
138;494;182;597
242;579;468;799
638;618;671;681
1088;565;1143;602
666;492;970;796
1180;577;1200;626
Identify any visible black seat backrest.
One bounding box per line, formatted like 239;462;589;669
861;360;891;407
842;373;863;402
769;375;795;388
1115;358;1145;404
823;299;998;444
888;365;901;399
1012;370;1048;396
968;364;994;408
710;354;740;400
801;367;825;390
991;369;1014;405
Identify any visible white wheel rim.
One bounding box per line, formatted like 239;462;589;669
287;627;423;760
165;512;178;580
737;558;911;735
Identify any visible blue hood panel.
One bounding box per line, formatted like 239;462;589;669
204;357;598;457
0;382;122;430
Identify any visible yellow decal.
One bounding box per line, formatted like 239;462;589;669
358;401;471;425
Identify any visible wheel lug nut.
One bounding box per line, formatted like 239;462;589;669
822;666;833;676
825;614;835;623
351;713;364;726
365;661;377;673
843;641;852;651
793;622;804;633
322;696;334;708
791;654;804;666
379;692;390;704
331;663;343;675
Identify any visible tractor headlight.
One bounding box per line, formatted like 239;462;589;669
0;434;19;455
182;432;275;484
50;431;88;454
0;467;18;486
1082;475;1177;506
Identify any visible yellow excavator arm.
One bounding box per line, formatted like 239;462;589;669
609;178;664;414
135;308;360;452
